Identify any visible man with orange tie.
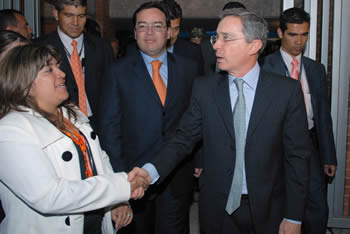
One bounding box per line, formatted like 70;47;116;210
262;7;337;234
98;2;201;234
34;0;113;129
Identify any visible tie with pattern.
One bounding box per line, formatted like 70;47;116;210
291;58;299;80
225;78;246;215
70;40;88;116
151;60;167;106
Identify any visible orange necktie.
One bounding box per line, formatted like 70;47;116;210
151;60;167;106
70;40;88;116
291;58;299;80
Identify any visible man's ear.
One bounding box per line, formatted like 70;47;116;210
249;40;262;55
277;27;283;39
52;9;59;21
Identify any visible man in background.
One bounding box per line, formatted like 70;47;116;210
34;0;113;129
262;7;337;234
0;9;33;39
161;0;204;73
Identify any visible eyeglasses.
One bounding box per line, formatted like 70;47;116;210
210;34;245;46
135;23;167;32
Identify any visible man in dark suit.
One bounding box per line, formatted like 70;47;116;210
161;0;204;72
34;0;113;129
130;7;312;234
98;2;201;234
261;8;337;234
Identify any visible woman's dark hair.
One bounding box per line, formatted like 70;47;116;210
0;30;29;58
0;44;76;126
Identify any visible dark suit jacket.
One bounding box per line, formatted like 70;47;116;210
34;31;114;127
151;70;312;234
262;50;337;166
98;50;201;197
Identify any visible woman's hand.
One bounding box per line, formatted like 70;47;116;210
111;203;133;230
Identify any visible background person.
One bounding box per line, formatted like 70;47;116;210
0;9;33;40
34;0;113;130
262;7;337;234
0;44;149;234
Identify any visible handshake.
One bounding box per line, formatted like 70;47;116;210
127;167;151;199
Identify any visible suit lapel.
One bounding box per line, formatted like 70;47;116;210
83;34;94;84
165;53;178;107
246;71;273;138
213;73;234;139
271;51;289;76
132;52;163;105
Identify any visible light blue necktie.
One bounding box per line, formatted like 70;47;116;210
225;78;246;215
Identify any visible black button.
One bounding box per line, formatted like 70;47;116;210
65;217;70;226
162;111;166;116
90;131;96;139
161;132;165;136
62;151;73;161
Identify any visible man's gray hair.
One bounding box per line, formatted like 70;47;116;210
219;8;268;54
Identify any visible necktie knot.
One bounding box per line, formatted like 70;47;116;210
151;60;162;70
292;58;299;66
234;79;244;93
72;40;78;48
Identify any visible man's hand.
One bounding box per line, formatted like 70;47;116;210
279;219;301;234
324;164;336;177
128;167;151;199
111;203;133;230
193;168;203;178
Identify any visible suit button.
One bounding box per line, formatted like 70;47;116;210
162;111;166;116
62;151;73;161
65;217;70;226
90;131;97;139
162;132;165;136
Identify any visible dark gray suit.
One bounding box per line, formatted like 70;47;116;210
151;69;312;234
262;50;337;234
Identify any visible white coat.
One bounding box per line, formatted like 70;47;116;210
0;107;131;234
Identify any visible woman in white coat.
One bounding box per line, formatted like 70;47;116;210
0;44;149;234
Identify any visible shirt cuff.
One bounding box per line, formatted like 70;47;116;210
142;163;159;184
283;218;301;224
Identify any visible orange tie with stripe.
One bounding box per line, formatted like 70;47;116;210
291;58;299;80
151;60;167;106
70;40;88;116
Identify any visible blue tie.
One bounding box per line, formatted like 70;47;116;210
225;78;246;215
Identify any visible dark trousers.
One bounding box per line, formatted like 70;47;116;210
302;128;329;234
118;183;192;234
220;196;256;234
